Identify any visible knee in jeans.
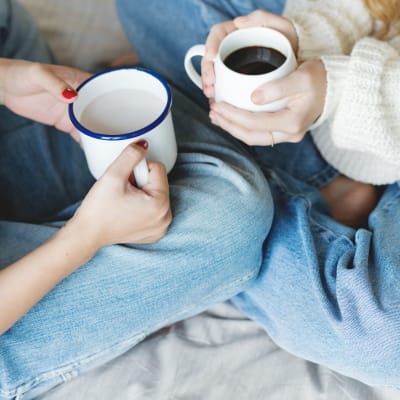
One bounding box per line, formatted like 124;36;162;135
224;175;273;243
221;182;273;277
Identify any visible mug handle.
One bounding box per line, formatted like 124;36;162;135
184;44;205;89
133;158;149;188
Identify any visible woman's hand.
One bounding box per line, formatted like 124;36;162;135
0;59;91;141
0;142;171;334
202;10;326;146
202;10;298;99
209;59;327;146
68;142;172;251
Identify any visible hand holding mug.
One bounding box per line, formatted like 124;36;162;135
185;25;297;112
185;11;327;146
209;59;327;146
0;58;90;141
69;142;171;248
69;67;177;187
200;10;299;101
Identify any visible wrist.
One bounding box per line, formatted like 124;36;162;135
54;217;101;268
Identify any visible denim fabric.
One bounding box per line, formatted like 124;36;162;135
232;174;400;387
117;0;400;388
0;1;272;399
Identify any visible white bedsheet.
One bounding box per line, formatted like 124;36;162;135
17;1;400;398
38;302;399;400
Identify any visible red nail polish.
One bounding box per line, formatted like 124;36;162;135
62;88;77;99
135;140;148;149
128;171;136;185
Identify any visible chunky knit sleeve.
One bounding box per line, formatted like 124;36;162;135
283;0;374;60
282;0;399;184
311;37;400;184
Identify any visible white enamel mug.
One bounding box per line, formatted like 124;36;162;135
69;67;177;187
184;27;297;112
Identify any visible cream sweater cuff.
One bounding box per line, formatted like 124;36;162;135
308;55;349;130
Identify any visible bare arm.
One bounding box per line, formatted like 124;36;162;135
0;219;97;334
0;143;171;335
0;58;172;334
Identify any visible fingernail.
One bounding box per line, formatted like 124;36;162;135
135;140;148;149
62;88;77;99
128;171;136;185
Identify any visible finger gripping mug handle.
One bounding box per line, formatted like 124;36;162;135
184;44;205;89
133;158;149;188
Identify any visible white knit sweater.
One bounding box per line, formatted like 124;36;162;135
283;0;400;185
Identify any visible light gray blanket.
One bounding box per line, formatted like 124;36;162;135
39;302;399;400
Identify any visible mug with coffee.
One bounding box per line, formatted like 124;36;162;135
184;27;297;112
69;67;177;187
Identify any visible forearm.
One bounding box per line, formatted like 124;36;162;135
0;220;98;335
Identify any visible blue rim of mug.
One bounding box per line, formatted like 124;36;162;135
68;66;172;140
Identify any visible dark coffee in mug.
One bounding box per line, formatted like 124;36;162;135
223;46;287;75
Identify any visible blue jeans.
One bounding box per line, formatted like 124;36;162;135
0;2;272;399
117;0;400;388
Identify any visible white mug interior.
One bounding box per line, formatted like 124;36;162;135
69;67;177;182
71;68;169;135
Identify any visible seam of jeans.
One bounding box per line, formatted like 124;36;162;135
305;165;340;189
1;269;258;399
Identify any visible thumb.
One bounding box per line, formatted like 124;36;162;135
251;70;299;105
105;142;148;180
144;161;169;197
